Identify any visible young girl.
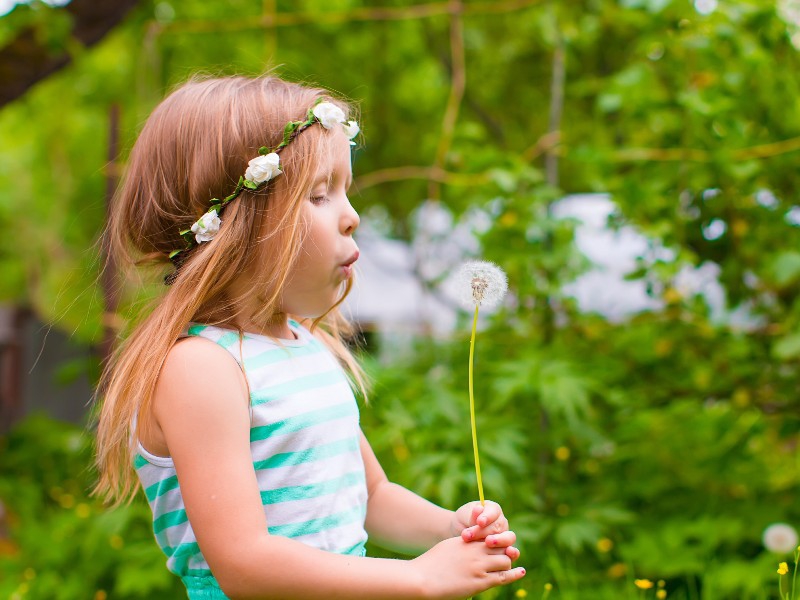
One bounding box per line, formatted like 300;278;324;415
94;75;525;600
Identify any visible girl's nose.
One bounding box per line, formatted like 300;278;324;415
342;198;360;235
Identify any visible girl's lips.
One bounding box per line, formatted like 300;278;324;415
339;250;359;279
342;250;360;267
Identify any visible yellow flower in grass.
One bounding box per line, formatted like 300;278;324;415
656;591;667;599
778;562;789;575
596;537;614;553
608;563;628;578
635;579;654;589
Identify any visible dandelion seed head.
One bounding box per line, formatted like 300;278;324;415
454;260;508;309
763;523;799;553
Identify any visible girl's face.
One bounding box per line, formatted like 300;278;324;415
281;129;360;318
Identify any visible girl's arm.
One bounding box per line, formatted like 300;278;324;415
360;433;519;556
361;433;452;553
152;338;524;600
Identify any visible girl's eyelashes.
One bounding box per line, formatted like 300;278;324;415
309;194;329;205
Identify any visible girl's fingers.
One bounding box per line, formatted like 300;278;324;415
462;516;510;541
493;566;527;585
475;500;501;528
505;546;520;561
485;530;516;548
484;541;520;562
470;502;484;525
486;552;513;572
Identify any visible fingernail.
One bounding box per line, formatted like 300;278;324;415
521;568;526;575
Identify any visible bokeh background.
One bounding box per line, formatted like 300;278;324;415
1;0;799;598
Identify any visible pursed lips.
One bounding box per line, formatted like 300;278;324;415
339;249;360;279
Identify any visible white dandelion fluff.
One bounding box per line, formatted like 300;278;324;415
763;523;799;553
454;260;508;309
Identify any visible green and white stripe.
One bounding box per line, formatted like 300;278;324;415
135;321;368;597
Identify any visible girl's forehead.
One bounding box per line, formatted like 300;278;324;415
312;135;353;185
311;166;353;189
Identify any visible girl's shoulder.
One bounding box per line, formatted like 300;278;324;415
140;333;249;458
169;330;242;362
157;333;250;411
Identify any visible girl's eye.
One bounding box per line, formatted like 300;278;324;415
310;195;329;205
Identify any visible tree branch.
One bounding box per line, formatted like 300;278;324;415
428;0;466;201
0;0;140;108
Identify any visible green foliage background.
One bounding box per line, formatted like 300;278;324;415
1;0;799;598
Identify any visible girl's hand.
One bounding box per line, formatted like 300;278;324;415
453;500;520;561
453;500;509;541
411;535;525;600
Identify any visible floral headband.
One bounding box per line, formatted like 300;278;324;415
164;99;359;284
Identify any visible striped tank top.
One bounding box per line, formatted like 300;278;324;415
134;321;369;600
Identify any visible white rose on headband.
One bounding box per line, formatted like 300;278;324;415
191;209;221;243
313;102;346;130
342;120;360;141
245;153;281;184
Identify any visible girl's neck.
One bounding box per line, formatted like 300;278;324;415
238;313;297;340
224;278;297;340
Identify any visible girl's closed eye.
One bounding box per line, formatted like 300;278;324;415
310;194;329;205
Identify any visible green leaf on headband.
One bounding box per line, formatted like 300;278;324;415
282;120;302;145
258;146;269;155
243;179;258;190
179;229;190;236
168;249;182;259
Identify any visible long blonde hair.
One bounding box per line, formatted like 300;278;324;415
94;76;366;505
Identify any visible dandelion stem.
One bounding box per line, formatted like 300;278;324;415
468;304;485;506
792;549;799;600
